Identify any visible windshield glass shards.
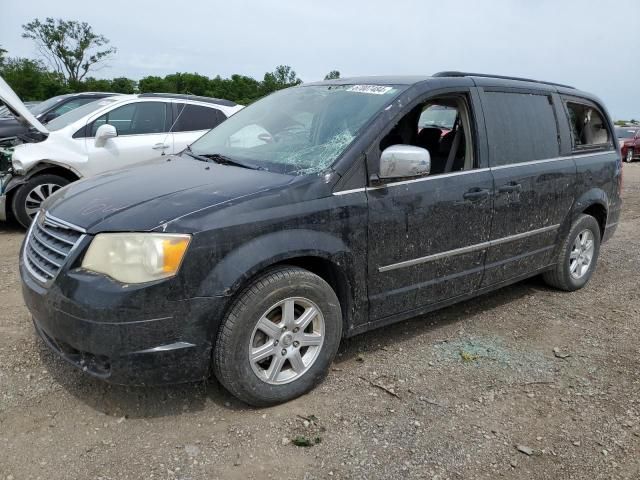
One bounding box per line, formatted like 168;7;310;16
190;84;405;175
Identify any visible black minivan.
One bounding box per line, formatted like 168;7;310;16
20;72;622;406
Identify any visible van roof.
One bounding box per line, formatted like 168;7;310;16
310;72;575;90
308;72;605;107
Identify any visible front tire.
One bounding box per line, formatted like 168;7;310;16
625;148;634;163
213;266;342;406
543;214;601;291
11;174;69;228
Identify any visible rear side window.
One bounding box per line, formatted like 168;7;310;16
565;101;612;150
173;104;226;132
482;91;560;166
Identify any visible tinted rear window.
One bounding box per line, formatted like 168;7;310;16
173;104;226;132
482;91;559;166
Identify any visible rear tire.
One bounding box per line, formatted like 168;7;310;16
11;174;69;228
213;266;342;406
625;148;634;163
543;214;601;291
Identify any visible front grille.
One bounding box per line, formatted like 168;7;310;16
24;213;85;283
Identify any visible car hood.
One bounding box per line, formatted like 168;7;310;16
0;76;48;135
44;156;294;232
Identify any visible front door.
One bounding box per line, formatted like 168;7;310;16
84;101;173;176
367;91;493;320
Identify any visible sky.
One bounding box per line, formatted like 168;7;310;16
1;0;639;119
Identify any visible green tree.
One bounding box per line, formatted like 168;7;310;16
0;45;7;66
81;77;113;92
110;77;136;94
164;72;210;96
138;76;170;93
261;65;302;96
0;57;67;99
324;70;340;80
22;18;116;84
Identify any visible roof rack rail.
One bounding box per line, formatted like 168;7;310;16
433;71;575;90
138;92;237;107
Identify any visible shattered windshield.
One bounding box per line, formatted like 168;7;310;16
190;84;404;175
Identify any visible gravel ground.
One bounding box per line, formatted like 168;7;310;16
1;164;639;480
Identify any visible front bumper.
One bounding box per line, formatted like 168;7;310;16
20;258;228;386
0;173;10;221
0;192;6;221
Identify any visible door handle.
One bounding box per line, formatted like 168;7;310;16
462;188;490;200
152;143;170;150
497;182;522;193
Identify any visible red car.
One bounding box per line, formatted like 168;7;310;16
616;126;640;163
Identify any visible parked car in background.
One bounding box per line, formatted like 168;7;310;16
0;92;121;142
615;126;640;163
0;101;40;118
17;72;621;406
0;78;243;227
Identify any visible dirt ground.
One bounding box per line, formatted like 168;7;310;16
1;165;639;480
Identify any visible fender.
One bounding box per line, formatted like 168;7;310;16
571;187;608;225
551;187;609;258
3;161;81;195
198;228;354;296
195;228;366;331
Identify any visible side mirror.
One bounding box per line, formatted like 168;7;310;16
379;144;431;180
94;124;117;147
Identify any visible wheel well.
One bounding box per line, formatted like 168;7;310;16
582;203;607;238
27;164;80;183
249;256;352;335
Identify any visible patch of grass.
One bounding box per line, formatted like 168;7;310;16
460;350;478;362
291;435;322;447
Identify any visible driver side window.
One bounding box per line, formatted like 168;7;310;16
379;95;475;175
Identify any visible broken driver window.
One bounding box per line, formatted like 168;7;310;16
379;95;475;175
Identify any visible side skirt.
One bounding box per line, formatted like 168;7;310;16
347;265;554;337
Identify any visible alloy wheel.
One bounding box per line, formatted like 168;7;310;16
25;183;62;218
569;229;595;279
249;297;325;385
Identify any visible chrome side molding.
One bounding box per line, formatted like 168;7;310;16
379;224;560;273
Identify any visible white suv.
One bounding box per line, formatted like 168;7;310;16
0;79;242;227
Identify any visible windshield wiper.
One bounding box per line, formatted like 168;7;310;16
182;145;211;163
182;146;261;170
199;153;261;170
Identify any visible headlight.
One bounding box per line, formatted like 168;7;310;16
619;140;626;148
81;233;191;284
12;159;24;174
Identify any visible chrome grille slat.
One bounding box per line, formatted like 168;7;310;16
31;231;68;258
24;212;84;284
25;248;55;278
38;226;77;246
28;240;62;267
